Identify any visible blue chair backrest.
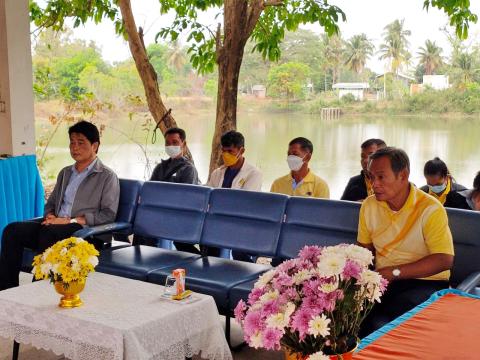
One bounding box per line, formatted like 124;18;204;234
200;189;288;256
446;208;480;286
277;198;360;259
116;179;143;223
133;181;211;244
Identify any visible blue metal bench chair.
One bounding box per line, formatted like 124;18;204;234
96;181;211;280
228;197;360;317
147;188;288;346
447;208;480;293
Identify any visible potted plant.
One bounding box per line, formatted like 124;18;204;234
32;237;99;308
234;244;387;359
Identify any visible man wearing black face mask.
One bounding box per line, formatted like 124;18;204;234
270;137;329;198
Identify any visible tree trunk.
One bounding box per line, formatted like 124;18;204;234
208;0;266;176
117;0;192;159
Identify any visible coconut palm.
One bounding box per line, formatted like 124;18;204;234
167;40;186;71
344;34;374;74
379;19;411;74
322;33;344;87
418;40;443;75
453;51;479;84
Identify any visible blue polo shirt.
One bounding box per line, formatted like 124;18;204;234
58;159;97;217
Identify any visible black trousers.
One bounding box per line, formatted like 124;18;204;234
359;279;449;338
0;221;82;290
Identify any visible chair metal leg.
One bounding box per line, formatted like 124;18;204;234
225;315;231;347
12;340;19;360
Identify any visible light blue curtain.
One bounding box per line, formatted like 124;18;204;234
0;155;44;249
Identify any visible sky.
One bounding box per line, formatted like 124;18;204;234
53;0;480;74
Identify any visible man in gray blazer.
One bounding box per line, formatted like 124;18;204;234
0;121;119;290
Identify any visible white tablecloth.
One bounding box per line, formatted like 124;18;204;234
0;272;232;360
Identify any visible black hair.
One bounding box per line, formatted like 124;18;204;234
68;121;100;152
424;157;449;178
289;137;314;153
165;127;186;141
369;146;410;174
473;171;480;191
361;138;386;149
221;130;245;148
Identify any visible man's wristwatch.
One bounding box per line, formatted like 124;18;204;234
69;218;78;224
392;268;401;278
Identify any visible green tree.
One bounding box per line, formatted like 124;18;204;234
32;29;109;100
418;40;443;75
345;34;374;74
267;62;310;101
379;19;411;75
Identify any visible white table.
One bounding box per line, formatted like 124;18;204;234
0;272;232;360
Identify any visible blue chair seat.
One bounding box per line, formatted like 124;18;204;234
228;278;257;312
147;257;271;311
96;245;201;281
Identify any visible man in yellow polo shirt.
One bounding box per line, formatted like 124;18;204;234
270;137;329;198
358;147;454;337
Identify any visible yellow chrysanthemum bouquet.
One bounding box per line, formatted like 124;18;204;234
32;237;99;285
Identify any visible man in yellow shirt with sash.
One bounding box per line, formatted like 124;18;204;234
357;147;454;336
270;137;329;198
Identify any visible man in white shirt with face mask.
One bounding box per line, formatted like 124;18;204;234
270;137;329;198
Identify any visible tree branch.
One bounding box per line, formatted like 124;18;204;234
264;0;284;6
215;22;225;63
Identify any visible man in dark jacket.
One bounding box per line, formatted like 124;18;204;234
341;138;386;201
0;121;120;290
150;128;199;185
445;171;480;210
149;127;200;254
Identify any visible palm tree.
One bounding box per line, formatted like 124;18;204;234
453;51;479;84
418;40;443;75
379;19;411;75
322;34;344;88
167;40;186;71
344;34;374;74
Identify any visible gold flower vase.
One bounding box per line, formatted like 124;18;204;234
54;281;85;308
284;345;357;360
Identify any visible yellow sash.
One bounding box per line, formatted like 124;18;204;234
376;195;431;258
364;176;374;196
428;178;451;205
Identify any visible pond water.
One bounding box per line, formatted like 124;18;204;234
39;109;480;199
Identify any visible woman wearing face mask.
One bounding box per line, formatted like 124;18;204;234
420;157;466;206
270;137;329;198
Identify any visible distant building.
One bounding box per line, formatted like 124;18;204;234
410;75;450;95
423;75;449;90
375;72;416;88
332;83;369;100
252;85;266;98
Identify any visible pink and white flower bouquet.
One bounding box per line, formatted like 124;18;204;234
234;244;387;359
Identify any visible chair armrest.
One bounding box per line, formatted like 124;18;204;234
73;222;132;239
29;217;44;223
456;272;480;293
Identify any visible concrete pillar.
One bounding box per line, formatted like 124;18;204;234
0;0;35;156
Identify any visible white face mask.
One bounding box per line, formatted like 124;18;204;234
165;145;182;158
287;155;305;171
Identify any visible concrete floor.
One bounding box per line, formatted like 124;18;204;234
0;272;283;360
